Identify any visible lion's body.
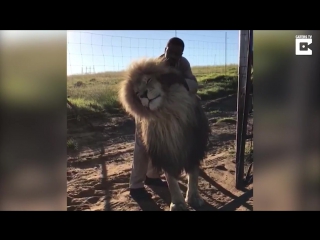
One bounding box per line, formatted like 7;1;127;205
139;94;209;178
119;57;210;210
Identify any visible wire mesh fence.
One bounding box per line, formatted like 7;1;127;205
67;30;239;76
67;30;240;122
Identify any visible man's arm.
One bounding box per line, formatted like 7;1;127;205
179;57;198;94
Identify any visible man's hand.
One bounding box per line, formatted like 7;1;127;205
179;57;198;93
185;78;201;100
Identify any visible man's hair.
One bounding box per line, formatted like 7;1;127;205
167;37;184;51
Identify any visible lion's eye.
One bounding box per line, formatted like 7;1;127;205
135;91;139;95
146;78;151;83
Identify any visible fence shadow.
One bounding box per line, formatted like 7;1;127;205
71;153;251;211
99;159;111;211
132;169;253;211
131;194;164;211
199;169;253;211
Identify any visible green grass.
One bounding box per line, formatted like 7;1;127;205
216;117;237;125
67;138;78;150
67;64;238;118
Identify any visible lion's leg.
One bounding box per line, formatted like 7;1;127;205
185;166;204;208
164;172;188;211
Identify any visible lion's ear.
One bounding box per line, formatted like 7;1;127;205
157;72;189;92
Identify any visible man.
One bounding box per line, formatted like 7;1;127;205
129;37;199;200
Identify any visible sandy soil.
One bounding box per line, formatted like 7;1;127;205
67;95;253;211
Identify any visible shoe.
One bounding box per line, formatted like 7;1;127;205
144;176;168;187
129;188;152;200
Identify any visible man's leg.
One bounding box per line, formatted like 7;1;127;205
129;127;151;199
129;122;167;200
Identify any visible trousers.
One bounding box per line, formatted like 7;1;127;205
129;119;161;189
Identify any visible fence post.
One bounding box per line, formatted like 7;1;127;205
235;30;250;189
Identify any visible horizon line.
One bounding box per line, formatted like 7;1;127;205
67;63;239;77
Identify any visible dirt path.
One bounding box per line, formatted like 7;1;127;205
67;95;253;211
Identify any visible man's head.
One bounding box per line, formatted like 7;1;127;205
164;37;184;67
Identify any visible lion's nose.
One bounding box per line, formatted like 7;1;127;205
139;90;148;98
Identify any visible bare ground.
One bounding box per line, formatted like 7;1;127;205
67;95;253;211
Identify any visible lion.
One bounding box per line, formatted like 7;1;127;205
118;57;211;211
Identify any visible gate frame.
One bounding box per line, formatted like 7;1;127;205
235;30;253;190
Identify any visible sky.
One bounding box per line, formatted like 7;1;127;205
67;30;240;76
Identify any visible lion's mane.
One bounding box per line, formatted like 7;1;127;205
119;58;210;178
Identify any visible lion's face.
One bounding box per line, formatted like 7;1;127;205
133;74;164;111
119;58;190;118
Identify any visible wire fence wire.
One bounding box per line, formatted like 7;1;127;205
67;30;239;76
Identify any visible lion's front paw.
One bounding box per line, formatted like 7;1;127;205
186;193;204;208
170;202;189;211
